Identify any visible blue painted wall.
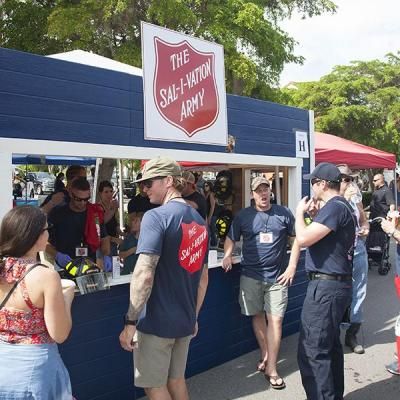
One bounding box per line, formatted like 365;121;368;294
0;47;308;159
60;252;306;400
0;47;311;399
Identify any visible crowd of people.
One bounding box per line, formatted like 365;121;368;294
1;158;399;400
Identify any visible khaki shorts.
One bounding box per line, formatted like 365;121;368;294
239;275;288;317
133;331;192;388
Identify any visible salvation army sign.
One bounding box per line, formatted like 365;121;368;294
141;22;227;146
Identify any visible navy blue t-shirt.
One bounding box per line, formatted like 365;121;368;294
306;196;355;275
228;205;295;282
136;201;209;338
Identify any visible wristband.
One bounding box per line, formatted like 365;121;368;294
124;315;138;326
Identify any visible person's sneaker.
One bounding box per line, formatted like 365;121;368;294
386;361;400;375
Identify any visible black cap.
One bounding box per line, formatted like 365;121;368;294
303;162;341;183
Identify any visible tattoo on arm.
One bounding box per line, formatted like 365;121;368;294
127;253;160;321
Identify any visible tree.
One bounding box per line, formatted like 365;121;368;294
282;53;400;157
1;0;337;99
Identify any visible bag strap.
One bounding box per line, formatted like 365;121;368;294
0;263;46;310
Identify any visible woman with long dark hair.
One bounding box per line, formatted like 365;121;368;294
0;206;75;399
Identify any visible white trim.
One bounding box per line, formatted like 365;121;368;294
309;110;315;171
0;138;301;167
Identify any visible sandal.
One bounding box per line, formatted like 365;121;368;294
257;359;266;372
265;374;286;390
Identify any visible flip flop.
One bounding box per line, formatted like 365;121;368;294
257;359;266;372
265;374;286;390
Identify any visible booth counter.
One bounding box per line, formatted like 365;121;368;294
0;47;313;399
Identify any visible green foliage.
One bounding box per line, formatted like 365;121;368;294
0;0;336;100
282;54;400;157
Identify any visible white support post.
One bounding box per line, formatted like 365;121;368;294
0;152;13;221
118;159;124;231
274;166;281;205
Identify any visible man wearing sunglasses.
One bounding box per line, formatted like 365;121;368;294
295;162;356;400
40;165;87;214
119;157;209;400
127;172;158;216
370;173;396;220
46;177;110;267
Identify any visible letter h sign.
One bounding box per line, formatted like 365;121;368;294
295;131;309;158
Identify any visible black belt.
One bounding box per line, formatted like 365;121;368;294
308;272;352;282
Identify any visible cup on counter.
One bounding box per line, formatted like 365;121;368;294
208;250;218;265
60;279;76;290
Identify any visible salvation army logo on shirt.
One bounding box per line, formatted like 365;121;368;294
178;221;208;273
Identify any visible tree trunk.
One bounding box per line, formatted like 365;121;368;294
96;158;116;202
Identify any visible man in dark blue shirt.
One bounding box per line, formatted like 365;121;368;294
223;176;300;390
296;162;355;400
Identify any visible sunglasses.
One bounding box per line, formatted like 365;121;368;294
142;176;165;189
71;194;90;202
42;222;53;232
341;177;352;183
373;179;380;182
311;178;322;185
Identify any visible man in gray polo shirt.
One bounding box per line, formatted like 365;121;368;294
222;176;300;390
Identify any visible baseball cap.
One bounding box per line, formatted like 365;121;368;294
135;157;182;182
251;176;270;191
303;162;341;183
182;171;195;184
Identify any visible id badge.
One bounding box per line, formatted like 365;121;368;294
260;232;273;244
75;246;88;257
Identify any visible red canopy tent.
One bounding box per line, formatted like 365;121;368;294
315;132;396;169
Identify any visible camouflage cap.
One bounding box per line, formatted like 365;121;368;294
251;176;270;191
135;157;182;182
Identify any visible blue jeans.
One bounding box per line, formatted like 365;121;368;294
298;279;352;400
350;239;369;324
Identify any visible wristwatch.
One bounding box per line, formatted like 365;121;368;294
124;315;138;326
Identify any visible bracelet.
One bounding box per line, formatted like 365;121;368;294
124;315;138;326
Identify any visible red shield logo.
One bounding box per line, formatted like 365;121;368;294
153;37;219;137
178;222;208;274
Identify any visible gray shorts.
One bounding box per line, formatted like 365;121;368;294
239;275;288;317
133;331;192;388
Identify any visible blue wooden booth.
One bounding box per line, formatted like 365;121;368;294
0;47;313;399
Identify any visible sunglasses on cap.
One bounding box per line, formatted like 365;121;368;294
142;176;165;189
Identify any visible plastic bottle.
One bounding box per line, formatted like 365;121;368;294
349;182;362;204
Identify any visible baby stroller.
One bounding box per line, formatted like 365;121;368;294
366;217;391;275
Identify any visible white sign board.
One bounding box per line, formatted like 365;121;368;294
141;22;227;146
295;130;309;158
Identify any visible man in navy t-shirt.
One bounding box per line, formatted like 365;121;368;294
119;157;209;399
295;162;356;400
222;176;301;390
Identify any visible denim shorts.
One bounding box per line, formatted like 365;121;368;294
0;341;73;400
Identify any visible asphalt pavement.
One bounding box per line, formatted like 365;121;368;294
142;241;400;399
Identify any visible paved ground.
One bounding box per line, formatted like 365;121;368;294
143;241;400;399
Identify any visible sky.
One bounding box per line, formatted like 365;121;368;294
279;0;400;85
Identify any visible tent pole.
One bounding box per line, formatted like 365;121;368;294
118;159;124;232
394;168;398;210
